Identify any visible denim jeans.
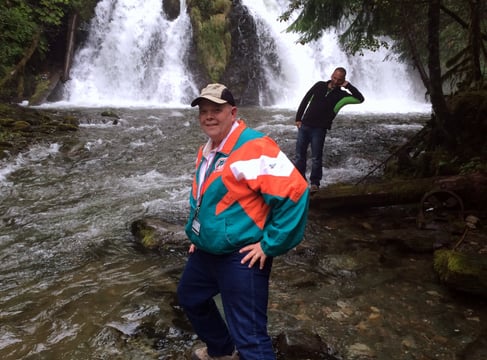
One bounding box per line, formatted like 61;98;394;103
295;125;327;186
177;249;275;360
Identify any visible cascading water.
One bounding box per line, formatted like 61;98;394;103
57;0;430;112
240;0;428;112
61;0;197;107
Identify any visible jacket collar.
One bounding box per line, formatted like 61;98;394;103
218;119;247;155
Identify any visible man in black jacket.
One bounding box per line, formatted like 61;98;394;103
294;67;364;192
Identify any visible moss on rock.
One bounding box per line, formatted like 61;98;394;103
189;0;232;81
434;249;487;298
0;103;79;158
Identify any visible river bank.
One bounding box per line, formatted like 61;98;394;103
0;103;79;159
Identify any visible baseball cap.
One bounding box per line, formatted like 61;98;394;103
191;83;236;107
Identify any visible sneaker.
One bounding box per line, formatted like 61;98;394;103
191;346;239;360
310;184;319;193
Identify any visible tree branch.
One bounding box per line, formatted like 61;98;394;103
0;30;41;90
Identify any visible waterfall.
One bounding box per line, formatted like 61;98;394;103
61;0;196;107
57;0;430;113
240;0;429;112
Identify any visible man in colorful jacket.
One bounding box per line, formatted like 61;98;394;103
177;83;309;360
295;67;365;192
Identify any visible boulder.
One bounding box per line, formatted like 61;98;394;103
433;249;487;298
130;217;187;252
274;330;339;360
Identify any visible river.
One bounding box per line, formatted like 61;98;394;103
1;107;485;359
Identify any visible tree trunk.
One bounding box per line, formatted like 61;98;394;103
468;0;482;84
427;0;455;148
62;12;79;82
0;30;41;92
398;1;430;94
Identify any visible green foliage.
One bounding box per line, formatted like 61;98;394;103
36;0;70;26
280;0;414;54
199;15;231;81
439;1;485;91
280;0;351;44
0;2;37;75
69;0;99;21
0;0;72;78
280;0;485;92
189;0;232;81
189;0;231;20
0;0;102;101
459;157;487;174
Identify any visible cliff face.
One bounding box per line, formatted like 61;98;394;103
186;0;281;105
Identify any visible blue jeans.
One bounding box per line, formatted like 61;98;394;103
177;249;275;360
295;125;327;186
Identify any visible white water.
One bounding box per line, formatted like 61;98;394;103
53;0;430;113
60;0;196;107
241;0;428;112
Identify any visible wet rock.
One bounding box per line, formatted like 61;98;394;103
0;103;80;157
458;327;487;360
401;335;417;349
346;343;376;358
318;250;381;278
13;120;32;131
378;228;440;252
162;0;180;20
131;217;187;252
433;249;487;298
56;123;78;131
100;110;120;119
274;330;340;360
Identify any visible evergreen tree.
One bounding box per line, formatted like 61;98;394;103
279;0;486;149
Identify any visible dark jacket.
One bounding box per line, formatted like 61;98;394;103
296;80;364;129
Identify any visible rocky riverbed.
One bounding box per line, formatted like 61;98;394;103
1;104;486;359
131;203;487;360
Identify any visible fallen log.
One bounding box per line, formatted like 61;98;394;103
309;172;487;211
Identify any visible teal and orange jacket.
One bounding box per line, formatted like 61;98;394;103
185;120;309;257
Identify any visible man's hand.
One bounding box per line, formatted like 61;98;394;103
296;120;302;129
239;242;267;269
188;244;196;253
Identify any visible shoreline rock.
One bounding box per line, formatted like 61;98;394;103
0;103;79;159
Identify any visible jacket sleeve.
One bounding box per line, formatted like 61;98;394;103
235;137;310;256
295;82;318;121
261;186;309;257
333;83;365;114
346;83;365;102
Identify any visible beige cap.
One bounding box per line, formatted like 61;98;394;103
191;83;236;107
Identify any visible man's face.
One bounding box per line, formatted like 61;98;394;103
198;99;236;147
330;70;345;87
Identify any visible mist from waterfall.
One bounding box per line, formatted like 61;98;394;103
56;0;430;113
